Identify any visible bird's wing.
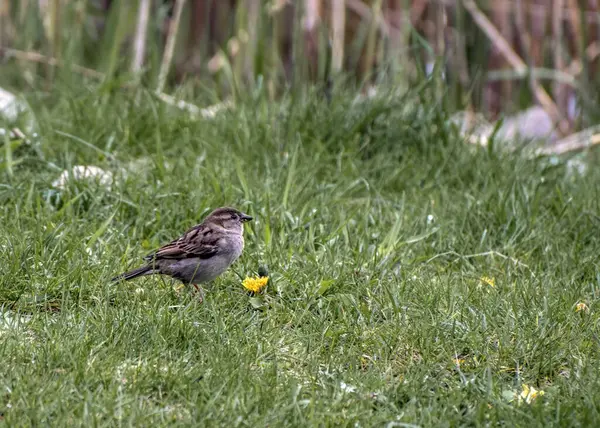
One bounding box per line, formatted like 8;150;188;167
144;224;220;261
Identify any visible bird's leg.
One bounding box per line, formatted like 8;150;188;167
193;284;204;303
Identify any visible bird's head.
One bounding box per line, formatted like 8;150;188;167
205;206;253;232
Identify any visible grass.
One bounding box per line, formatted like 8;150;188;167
0;79;600;426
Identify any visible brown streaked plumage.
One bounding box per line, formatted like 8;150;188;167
112;207;253;293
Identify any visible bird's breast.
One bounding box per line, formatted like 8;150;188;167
220;233;244;261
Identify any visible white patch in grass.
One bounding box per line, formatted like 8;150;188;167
566;158;588;177
0;310;33;341
52;165;113;190
0;87;37;135
339;381;357;393
0;87;25;121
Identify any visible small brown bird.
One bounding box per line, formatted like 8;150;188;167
112;207;253;296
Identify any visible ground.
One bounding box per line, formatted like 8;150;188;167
0;85;599;426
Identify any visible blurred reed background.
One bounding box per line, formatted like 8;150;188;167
1;0;599;138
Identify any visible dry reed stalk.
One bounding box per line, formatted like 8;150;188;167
303;0;322;81
47;0;61;82
434;1;447;99
452;1;471;87
552;0;569;119
566;41;600;75
386;0;400;75
410;0;428;23
566;0;583;54
231;2;245;85
436;0;600;24
387;0;405;69
516;0;550;117
185;0;208;73
0;46;229;120
15;0;34;77
363;0;382;79
528;1;549;73
157;0;186;93
536;125;600;155
483;0;513;116
245;0;260;80
213;0;233;49
346;0;389;36
268;2;283;96
436;0;446;58
18;0;28;24
0;46;104;79
72;0;88;56
514;0;529;52
303;0;320;32
132;0;151;77
155;93;233;118
331;0;345;72
0;0;11;47
462;0;570;136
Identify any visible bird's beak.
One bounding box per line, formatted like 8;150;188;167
240;213;253;222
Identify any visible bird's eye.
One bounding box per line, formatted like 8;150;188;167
231;214;237;220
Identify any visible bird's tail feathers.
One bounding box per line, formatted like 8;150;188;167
111;265;153;282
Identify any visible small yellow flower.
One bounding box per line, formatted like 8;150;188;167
575;302;589;312
517;384;544;405
480;276;495;287
242;276;269;293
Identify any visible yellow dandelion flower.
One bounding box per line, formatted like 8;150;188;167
517;384;544;405
575;302;589;312
242;276;269;293
480;276;495;287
